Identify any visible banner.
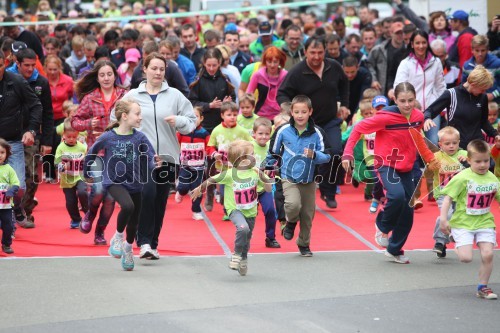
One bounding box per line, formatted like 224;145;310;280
429;0;488;34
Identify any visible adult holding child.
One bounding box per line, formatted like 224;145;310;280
71;60;126;245
116;53;196;260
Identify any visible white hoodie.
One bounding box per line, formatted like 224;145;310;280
394;54;446;111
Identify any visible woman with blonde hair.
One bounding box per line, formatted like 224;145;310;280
216;44;241;98
424;65;498;149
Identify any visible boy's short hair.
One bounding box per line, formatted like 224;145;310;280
358;99;372;112
71;35;85;49
221;101;238;113
83;39;98;51
239;93;256;107
253;117;272;132
291;95;312;110
62;100;77;115
471;34;489;48
280;101;292;116
362;88;380;101
63;118;77;133
227;139;253;166
467;139;490;157
488;101;498;112
437;126;460;141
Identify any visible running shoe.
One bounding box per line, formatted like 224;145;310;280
375;223;389;248
477;287;498;300
192;212;204;220
139;244;153;259
238;259;248;276
298;245;313;257
121;243;134;271
229;253;242;270
369;200;379;213
79;211;95;234
384;250;410;264
109;236;123;258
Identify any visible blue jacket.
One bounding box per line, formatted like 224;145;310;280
268;118;330;183
175;54;197;85
462;53;500;102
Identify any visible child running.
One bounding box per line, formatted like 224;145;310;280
190;140;273;276
84;99;158;271
431;127;468;258
237;93;259;135
439;139;499;299
55;119;89;229
0;139;20;254
342;82;439;264
269;95;331;257
174;106;211;220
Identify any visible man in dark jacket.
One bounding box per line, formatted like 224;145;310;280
277;36;350;209
0;50;43;228
342;55;372;122
3;16;45;64
7;48;53;226
224;30;252;73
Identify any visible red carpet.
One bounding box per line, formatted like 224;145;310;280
3;182;499;258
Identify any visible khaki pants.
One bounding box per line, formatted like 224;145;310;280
282;181;316;247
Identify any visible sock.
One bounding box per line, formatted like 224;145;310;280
115;231;124;239
123;242;133;252
478;284;487;291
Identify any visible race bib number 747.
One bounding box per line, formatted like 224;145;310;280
466;181;498;215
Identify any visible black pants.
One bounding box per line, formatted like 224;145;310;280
108;185;142;245
0;209;13;246
137;163;174;249
62;180;88;222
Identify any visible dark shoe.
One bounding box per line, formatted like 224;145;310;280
94;228;107;246
283;222;297;240
352;179;359;188
432;242;447;258
427;193;436;202
265;238;281;248
80;211;95;234
321;195;337;209
2;245;14;254
298;245;313;257
70;220;80;229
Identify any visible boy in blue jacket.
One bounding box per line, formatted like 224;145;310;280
267;95;331;257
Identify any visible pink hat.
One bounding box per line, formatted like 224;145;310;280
125;48;141;63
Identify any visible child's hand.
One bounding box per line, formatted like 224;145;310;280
164;115;176;127
154;155;163;167
190;187;202;200
223;96;233;102
57;163;66;173
214;152;222;161
342;159;352;173
303;148;314;159
457;155;467;163
439;219;451;235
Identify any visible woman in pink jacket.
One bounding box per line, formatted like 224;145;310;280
246;46;288;121
428;11;456;53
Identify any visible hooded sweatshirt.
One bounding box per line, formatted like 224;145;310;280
246;66;288;120
343;105;434;173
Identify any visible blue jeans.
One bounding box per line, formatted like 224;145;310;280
7;141;26;190
258;191;277;239
433;195;454;245
424;115;441;146
88;158;115;228
177;167;204;213
376;166;415;256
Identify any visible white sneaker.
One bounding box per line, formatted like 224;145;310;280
238;259;248;276
228;253;242;270
139;244;153;259
150;249;160;260
375;223;389;248
384;250;410;264
174;191;183;203
192;212;204;220
108;235;123;258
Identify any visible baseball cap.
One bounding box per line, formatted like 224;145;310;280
125;48;141;63
11;41;27;55
448;10;468;21
372;95;389;108
224;23;238;33
258;21;273;36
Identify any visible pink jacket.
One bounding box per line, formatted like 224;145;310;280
429;31;456;54
246;67;288;120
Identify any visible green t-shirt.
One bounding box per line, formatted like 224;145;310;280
432;150;468;198
55;141;87;188
240;62;261;84
214;167;264;217
0;164;20;209
441;168;500;230
237;113;258;135
56;123;88;147
252;140;269;193
208;124;252;154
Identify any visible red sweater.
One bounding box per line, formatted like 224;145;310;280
343;106;434;172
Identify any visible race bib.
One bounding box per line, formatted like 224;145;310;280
62;153;85;176
0;184;11;209
364;133;376;155
180;142;205;167
233;179;258;210
466;181;498;215
439;172;457;188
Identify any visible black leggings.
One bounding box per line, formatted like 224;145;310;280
107;185;142;244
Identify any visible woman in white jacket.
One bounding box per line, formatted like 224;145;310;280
113;52;197;260
394;30;446;145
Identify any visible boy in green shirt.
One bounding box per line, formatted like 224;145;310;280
55;119;89;229
237;94;259;136
191;140;272;276
431;127;468;258
440;139;500;300
0;139;20;254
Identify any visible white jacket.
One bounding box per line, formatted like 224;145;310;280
113;81;196;164
394;55;446;111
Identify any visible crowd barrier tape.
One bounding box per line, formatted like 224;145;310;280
0;0;356;27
